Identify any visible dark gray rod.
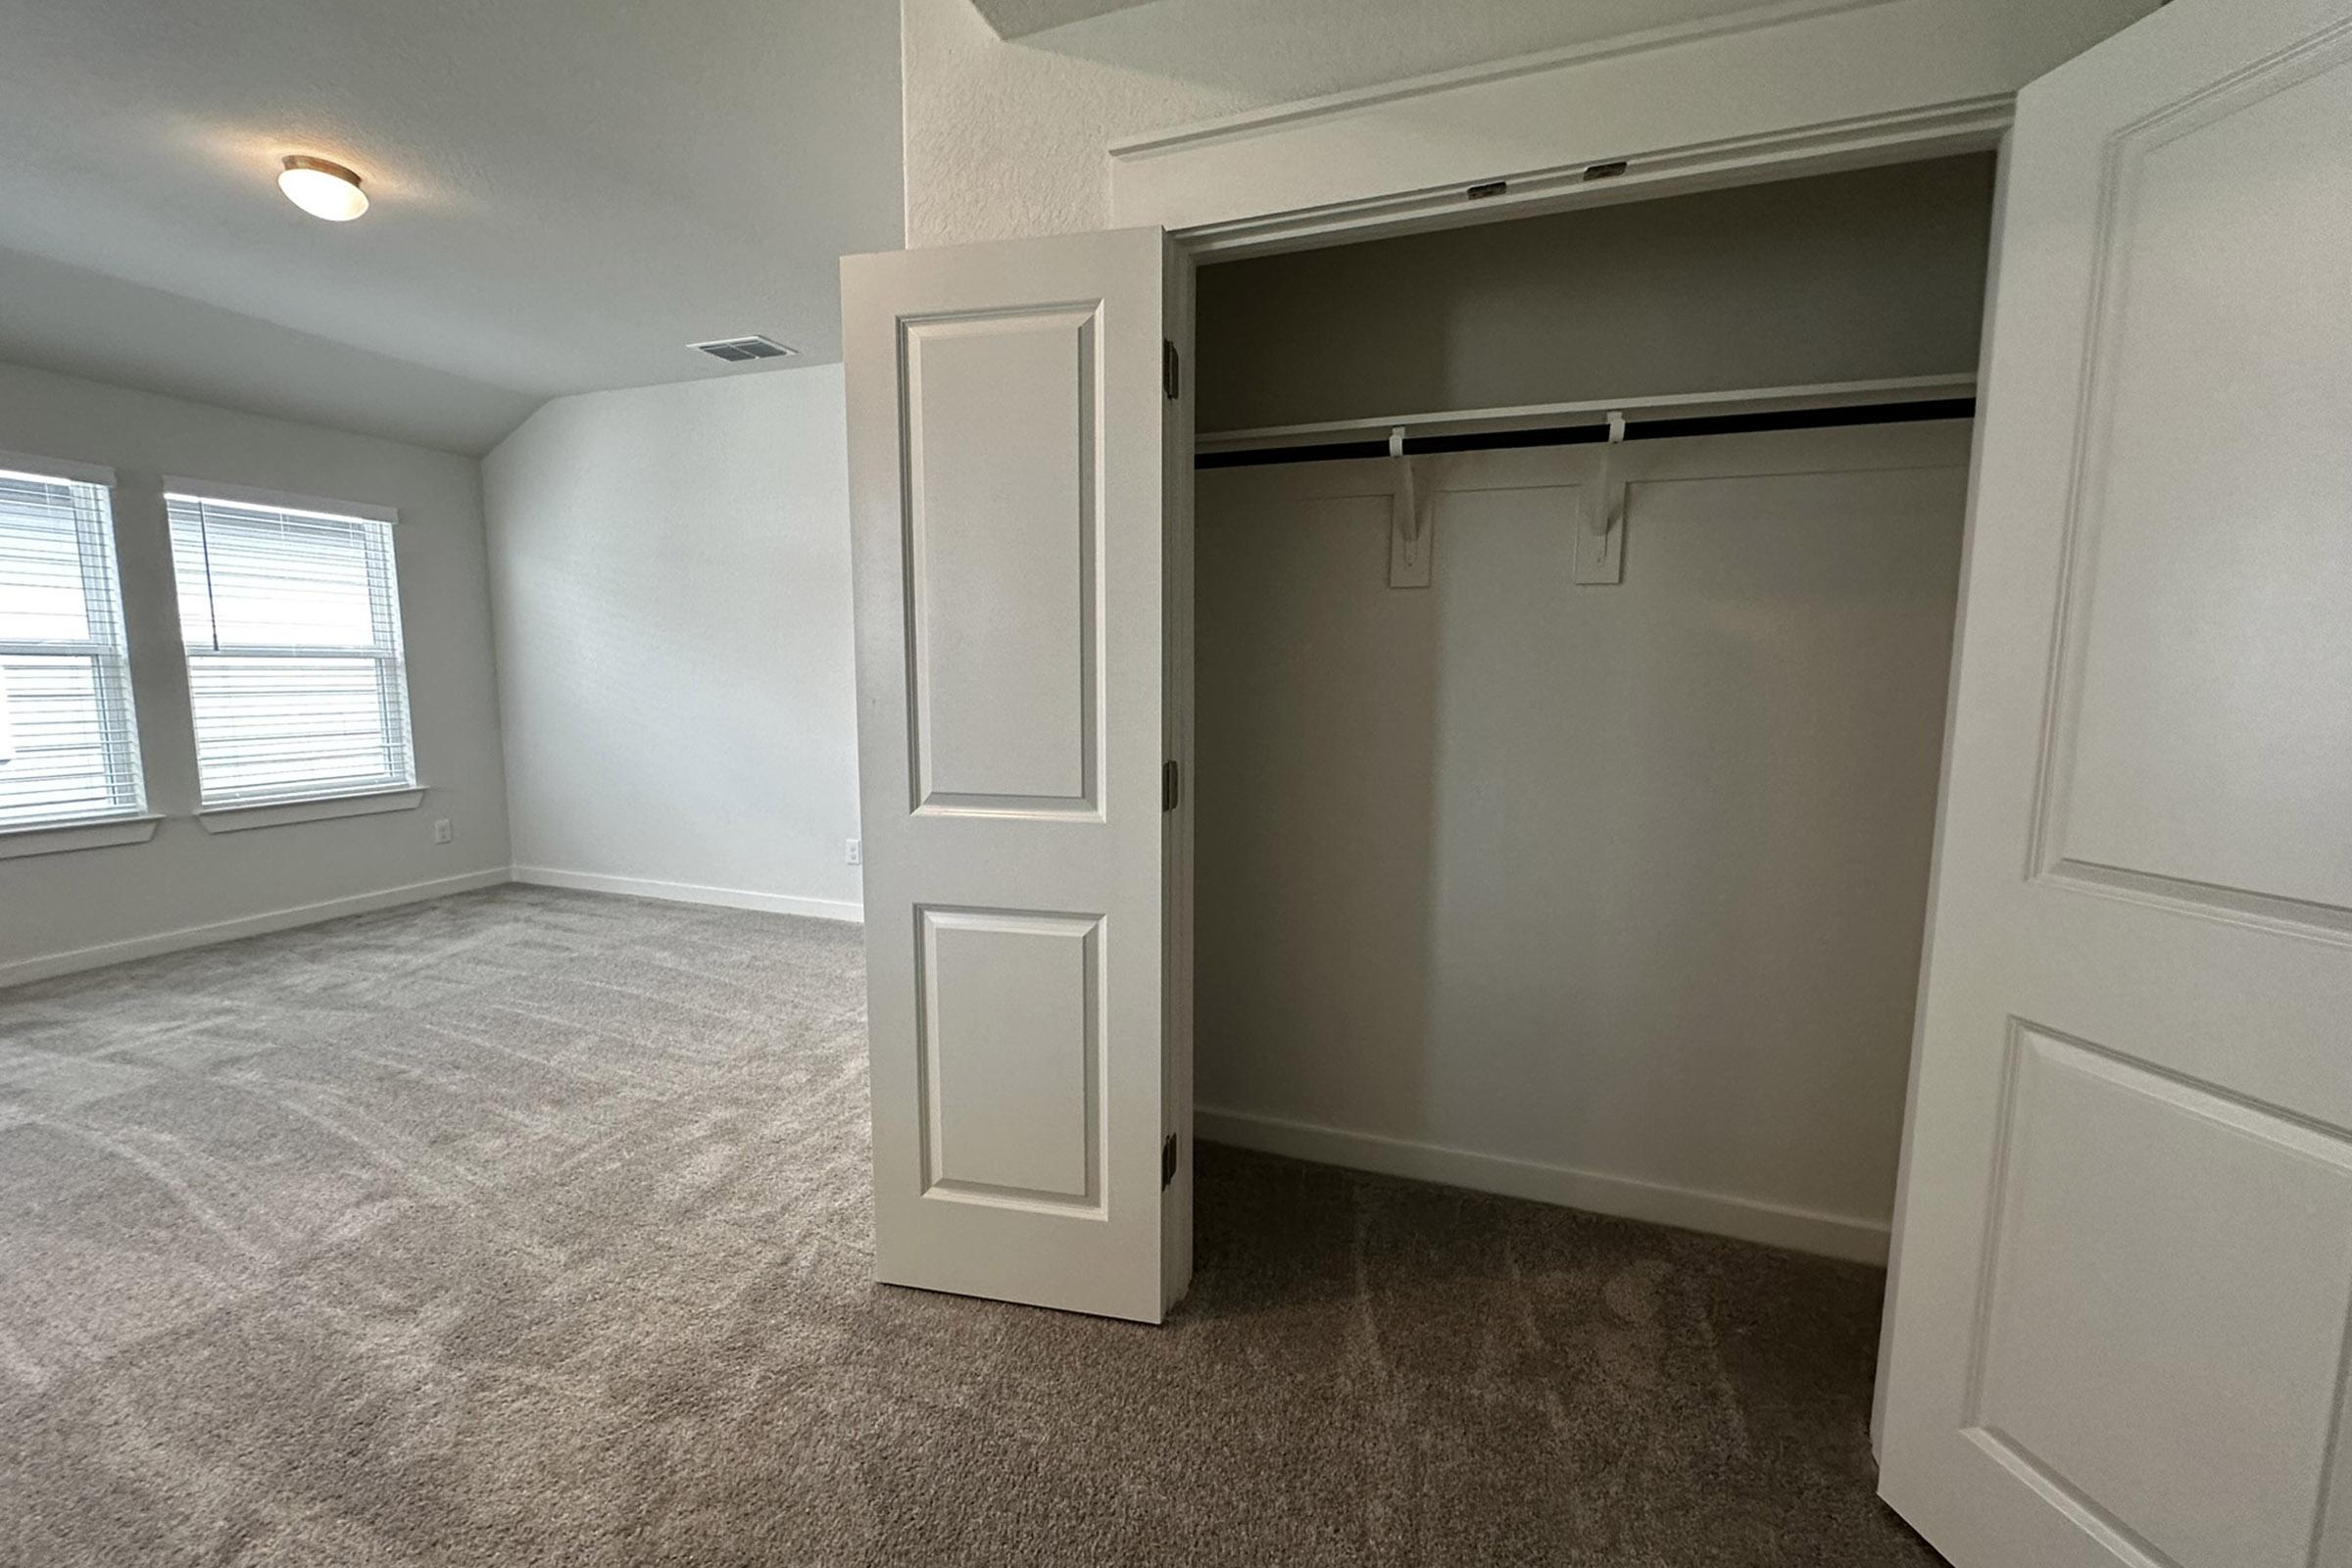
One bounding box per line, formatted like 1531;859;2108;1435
1195;397;1977;470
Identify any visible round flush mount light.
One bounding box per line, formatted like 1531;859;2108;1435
277;155;368;221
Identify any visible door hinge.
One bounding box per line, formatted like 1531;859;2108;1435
1162;759;1180;811
1162;339;1180;401
1162;1132;1179;1188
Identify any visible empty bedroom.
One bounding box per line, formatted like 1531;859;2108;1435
3;0;2345;1565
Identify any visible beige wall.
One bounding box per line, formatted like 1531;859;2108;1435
1198;156;1995;431
0;360;512;982
1189;172;1991;1250
1196;427;1970;1248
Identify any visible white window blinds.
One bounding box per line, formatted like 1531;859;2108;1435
0;466;145;830
166;493;416;808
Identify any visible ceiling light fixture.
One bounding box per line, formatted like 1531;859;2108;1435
278;155;368;221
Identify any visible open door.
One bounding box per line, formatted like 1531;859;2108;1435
840;226;1190;1323
1879;0;2352;1562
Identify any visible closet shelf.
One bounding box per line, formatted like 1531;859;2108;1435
1195;372;1979;457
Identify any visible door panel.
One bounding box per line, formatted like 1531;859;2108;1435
1877;0;2352;1562
1970;1026;2352;1568
2039;28;2352;921
904;306;1100;813
918;907;1102;1208
841;227;1183;1323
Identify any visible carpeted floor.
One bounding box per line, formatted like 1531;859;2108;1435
0;886;1938;1567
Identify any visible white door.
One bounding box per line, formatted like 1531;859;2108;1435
1878;0;2352;1563
839;227;1188;1323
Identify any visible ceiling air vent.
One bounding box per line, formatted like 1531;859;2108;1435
690;335;799;363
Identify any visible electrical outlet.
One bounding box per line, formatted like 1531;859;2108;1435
432;818;453;845
845;838;861;865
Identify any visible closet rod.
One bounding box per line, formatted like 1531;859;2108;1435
1196;396;1976;470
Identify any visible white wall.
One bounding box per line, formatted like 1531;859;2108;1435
0;359;512;984
904;0;2152;249
483;367;861;920
902;0;1782;246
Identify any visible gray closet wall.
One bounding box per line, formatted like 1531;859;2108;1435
1191;162;1996;1255
1197;154;1995;433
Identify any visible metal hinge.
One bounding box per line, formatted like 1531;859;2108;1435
1161;1132;1178;1187
1162;339;1180;401
1162;759;1180;811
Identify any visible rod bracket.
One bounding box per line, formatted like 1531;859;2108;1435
1575;411;1629;585
1390;426;1433;589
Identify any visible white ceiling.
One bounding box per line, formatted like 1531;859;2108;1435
968;0;1166;38
0;0;903;455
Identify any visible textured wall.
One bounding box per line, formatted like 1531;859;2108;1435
901;0;1777;246
483;366;862;918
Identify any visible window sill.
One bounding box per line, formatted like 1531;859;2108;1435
197;787;426;834
0;813;163;860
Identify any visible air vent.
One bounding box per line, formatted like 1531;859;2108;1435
690;335;799;363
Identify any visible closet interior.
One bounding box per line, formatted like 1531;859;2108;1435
1187;154;1999;1260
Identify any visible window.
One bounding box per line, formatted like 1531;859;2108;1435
0;463;146;831
166;491;416;808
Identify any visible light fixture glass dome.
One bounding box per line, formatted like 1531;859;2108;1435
278;156;368;221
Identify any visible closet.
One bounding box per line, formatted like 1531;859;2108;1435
841;3;2352;1556
1187;156;1996;1259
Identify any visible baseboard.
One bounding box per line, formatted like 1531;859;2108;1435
1195;1105;1891;1265
0;867;512;990
511;864;863;924
4;865;863;990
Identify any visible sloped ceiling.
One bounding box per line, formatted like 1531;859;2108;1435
0;0;903;454
968;0;1167;38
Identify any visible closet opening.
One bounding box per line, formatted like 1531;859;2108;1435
1183;153;1996;1272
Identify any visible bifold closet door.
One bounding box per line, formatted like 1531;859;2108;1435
1875;0;2352;1562
839;227;1189;1323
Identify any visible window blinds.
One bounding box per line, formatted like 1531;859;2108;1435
166;494;416;808
0;467;145;830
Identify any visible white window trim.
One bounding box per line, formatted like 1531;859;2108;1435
167;487;416;812
0;453;148;834
0;812;161;859
161;476;399;526
197;784;426;834
0;449;116;489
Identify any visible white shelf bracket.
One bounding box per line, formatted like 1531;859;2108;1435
1575;410;1628;586
1389;425;1433;589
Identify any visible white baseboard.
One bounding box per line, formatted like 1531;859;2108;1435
0;867;512;990
1195;1105;1891;1265
511;864;863;924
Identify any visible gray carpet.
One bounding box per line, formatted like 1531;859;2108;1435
0;886;1937;1566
